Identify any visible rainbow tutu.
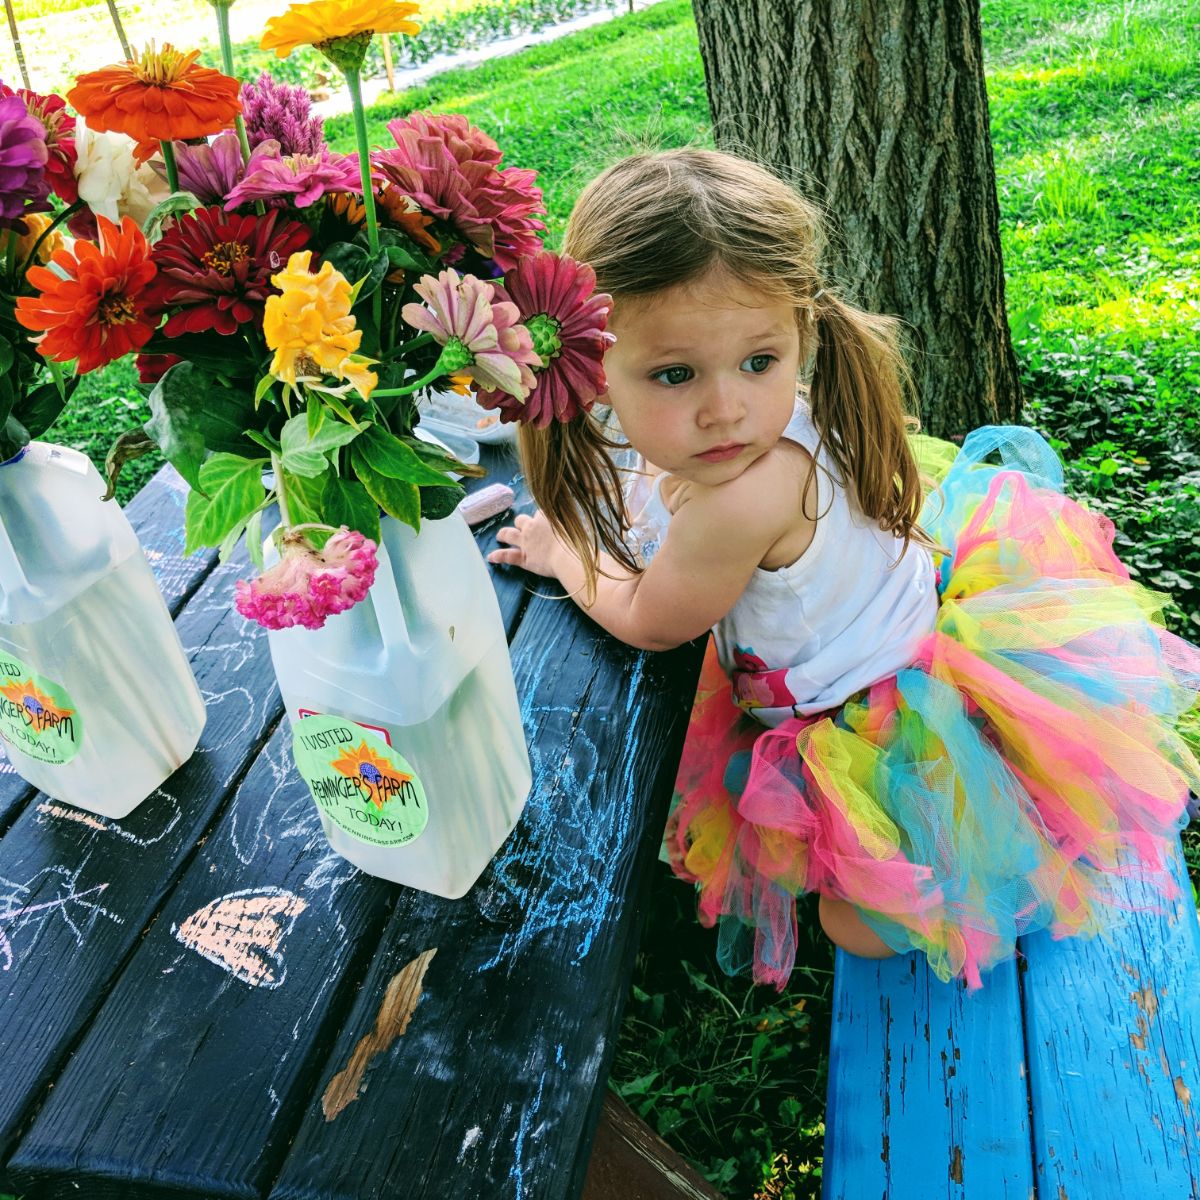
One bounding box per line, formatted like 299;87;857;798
665;427;1200;990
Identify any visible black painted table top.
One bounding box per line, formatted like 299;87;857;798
0;446;704;1200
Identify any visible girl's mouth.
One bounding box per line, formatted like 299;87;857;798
695;443;746;463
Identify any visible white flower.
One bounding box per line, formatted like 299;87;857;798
73;124;166;227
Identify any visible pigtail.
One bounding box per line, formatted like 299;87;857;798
807;292;931;555
517;412;642;604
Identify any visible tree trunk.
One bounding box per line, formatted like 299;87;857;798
690;0;1022;436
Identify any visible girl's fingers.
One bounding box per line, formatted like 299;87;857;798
493;526;522;546
487;547;524;566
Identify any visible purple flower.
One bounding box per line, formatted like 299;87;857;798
0;91;50;227
167;132;247;204
240;72;324;158
225;143;361;210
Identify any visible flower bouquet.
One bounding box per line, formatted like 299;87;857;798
3;0;615;885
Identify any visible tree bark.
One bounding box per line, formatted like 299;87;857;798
690;0;1022;436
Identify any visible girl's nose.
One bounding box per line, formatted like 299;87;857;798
698;383;745;428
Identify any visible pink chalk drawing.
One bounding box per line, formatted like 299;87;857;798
0;865;122;972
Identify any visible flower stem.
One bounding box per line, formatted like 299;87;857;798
372;358;451;399
214;2;254;166
160;139;181;195
344;67;383;346
271;452;292;525
381;332;434;360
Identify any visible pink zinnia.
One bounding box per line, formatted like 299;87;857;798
401;269;539;400
373;112;545;271
0;91;49;226
235;527;378;631
476;251;614;427
225;142;361;210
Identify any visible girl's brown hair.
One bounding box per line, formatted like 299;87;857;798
518;148;927;600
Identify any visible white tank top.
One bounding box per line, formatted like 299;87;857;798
622;399;939;727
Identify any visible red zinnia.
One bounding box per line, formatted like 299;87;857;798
145;205;311;336
0;84;77;203
476;252;614;427
15;215;157;373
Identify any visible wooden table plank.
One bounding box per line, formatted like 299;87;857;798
267;603;704;1200
1020;843;1200;1199
0;465;219;831
822;952;1033;1200
0;531;277;1194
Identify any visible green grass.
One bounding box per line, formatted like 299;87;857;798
11;1;1200;1196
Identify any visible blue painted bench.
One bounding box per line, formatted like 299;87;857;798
823;842;1200;1198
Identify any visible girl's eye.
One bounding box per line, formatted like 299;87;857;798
651;365;693;387
741;354;776;374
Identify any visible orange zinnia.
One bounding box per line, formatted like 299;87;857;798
15;215;158;373
68;43;241;165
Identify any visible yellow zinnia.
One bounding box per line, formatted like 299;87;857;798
263;251;377;401
261;0;421;59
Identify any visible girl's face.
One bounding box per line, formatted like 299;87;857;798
601;272;802;484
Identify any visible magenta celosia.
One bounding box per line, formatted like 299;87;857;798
476;251;615;427
145;204;311;336
373;111;545;271
401;269;539;400
0;91;50;227
240;72;324;157
225;142;360;210
0;84;76;204
168;132;248;204
235;527;378;631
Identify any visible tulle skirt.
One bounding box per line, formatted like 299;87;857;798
665;427;1200;990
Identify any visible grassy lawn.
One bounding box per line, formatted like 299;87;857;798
10;1;1199;1198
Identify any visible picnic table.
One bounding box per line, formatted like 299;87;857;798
0;444;715;1200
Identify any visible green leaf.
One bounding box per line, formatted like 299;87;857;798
281;466;329;526
279;411;367;478
352;449;419;531
376;227;437;275
419;483;466;520
103;428;156;501
325;473;381;541
306;394;325;440
15;378;72;441
254;373;275;408
322;241;389;304
1;412;30;460
217;513;250;563
0;338;13;376
408;433;486;479
246;508;265;571
142;190;201;242
357;425;458;487
184;453;268;554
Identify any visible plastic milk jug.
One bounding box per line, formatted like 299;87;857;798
0;444;207;818
268;513;532;899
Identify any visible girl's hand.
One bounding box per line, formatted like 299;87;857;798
488;511;564;579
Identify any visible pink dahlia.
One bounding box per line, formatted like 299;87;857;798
373;112;545;271
145;205;310;336
476;251;614;427
0;84;76;204
168;132;247;204
225;141;361;210
235;527;378;631
401;269;539;400
0;91;49;226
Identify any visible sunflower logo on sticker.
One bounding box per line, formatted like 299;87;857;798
330;740;415;811
0;677;75;734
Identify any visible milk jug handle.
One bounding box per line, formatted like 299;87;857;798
368;539;411;649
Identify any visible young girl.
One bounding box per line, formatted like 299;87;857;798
488;148;1200;991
